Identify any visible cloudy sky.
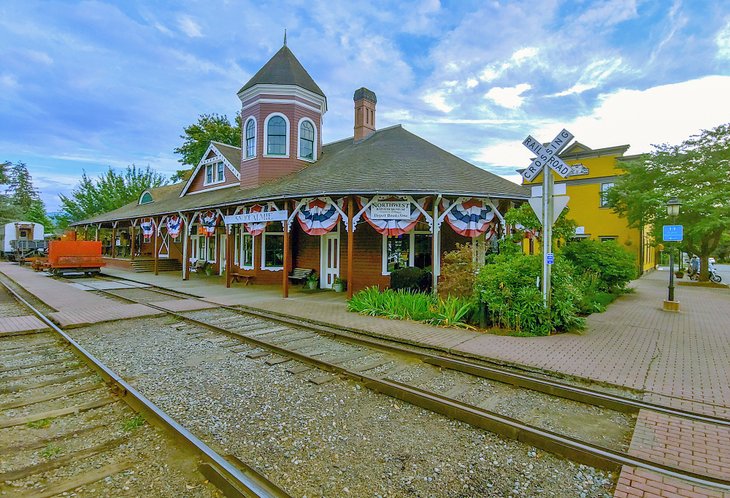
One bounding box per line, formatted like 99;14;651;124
2;0;729;211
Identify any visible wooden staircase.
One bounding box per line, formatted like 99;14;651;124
129;258;182;273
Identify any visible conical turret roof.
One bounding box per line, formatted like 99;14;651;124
238;45;325;97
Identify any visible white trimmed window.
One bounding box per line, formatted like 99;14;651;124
298;118;316;161
600;182;614;207
192;233;217;262
381;226;432;275
204;161;226;186
261;230;284;270
264;113;290;157
245;117;256;158
240;232;254;270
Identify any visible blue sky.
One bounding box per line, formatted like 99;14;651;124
2;0;729;211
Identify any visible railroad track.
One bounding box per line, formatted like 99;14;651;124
63;273;730;493
0;277;289;498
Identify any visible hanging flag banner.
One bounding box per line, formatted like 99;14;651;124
140;219;155;238
200;211;218;237
166;215;182;238
297;197;343;235
358;196;427;236
442;198;497;238
241;204;279;236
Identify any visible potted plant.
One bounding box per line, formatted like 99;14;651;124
332;277;344;293
203;262;215;276
306;272;318;290
674;269;684;278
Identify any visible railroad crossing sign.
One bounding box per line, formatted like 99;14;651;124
521;129;574;181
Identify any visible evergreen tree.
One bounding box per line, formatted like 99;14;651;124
2;161;52;229
172;113;242;181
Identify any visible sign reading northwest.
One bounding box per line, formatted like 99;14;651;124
521;129;574;181
224;210;288;225
370;201;411;220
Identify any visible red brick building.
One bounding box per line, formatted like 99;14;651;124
76;43;528;297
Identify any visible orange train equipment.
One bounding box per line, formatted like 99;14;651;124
46;240;105;276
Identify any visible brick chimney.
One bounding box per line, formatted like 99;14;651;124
353;87;376;141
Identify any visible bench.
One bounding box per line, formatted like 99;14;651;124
288;268;313;285
230;272;254;286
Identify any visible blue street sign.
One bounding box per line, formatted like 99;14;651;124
546;252;554;265
663;225;683;242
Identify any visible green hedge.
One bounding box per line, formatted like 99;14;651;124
561;239;636;292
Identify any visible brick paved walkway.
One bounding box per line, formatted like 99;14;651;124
96;267;730;497
0;315;48;335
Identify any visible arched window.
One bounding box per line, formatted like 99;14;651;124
139;191;153;204
267;116;287;155
299;121;314;160
245;118;256;158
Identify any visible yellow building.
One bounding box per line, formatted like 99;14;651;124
521;142;656;274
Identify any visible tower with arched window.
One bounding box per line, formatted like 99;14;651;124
237;43;327;189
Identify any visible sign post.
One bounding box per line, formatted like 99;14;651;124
521;129;574;307
662;224;683;309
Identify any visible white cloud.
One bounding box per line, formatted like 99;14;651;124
484;83;531;109
511;47;539;64
550;58;624;97
422;89;453;113
0;74;18;88
574;0;638;28
717;20;730;59
477;46;540;83
177;15;202;38
466;78;478;89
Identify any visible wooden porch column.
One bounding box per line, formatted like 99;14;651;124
130;225;136;261
182;217;189;281
226;225;233;288
347;196;354;299
432;195;442;295
153;219;159;276
111;224;117;259
282;203;290;298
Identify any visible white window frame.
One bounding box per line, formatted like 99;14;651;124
261;230;284;271
240;231;255;270
599;182;614;208
263;113;290;158
203;161;226;186
599;236;617;242
244;116;257;160
297;117;317;162
191;233;216;262
381;230;432;275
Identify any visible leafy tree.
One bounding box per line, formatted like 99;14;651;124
4;161;53;229
172;113;242;181
59;165;168;224
504;202;577;245
608;123;730;281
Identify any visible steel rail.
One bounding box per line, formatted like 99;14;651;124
74;280;730;491
95;273;730;428
0;278;290;498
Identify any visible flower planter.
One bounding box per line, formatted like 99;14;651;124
306;280;318;290
333;283;344;293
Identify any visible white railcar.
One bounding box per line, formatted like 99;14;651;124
1;222;46;260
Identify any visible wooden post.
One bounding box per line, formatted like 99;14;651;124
347;196;354;299
84;226;89;241
226;226;233;288
95;224;100;241
111;226;117;259
282;208;290;298
130;225;136;261
432;195;441;295
153;219;159;276
182;217;189;281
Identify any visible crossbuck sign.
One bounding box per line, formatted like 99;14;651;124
521;129;574;181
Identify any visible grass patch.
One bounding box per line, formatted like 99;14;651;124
122;414;145;432
41;443;63;459
26;418;53;429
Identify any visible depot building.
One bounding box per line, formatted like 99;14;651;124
74;42;528;297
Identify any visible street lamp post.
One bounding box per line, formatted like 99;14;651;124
666;197;681;303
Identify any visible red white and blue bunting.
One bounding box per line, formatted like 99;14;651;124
296;198;343;235
242;204;278;236
357;196;428;236
166;215;183;238
441;198;497;239
199;211;218;237
140;218;155;238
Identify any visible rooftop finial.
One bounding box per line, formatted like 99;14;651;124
283;29;287;46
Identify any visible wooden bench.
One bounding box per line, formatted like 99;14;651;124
230;272;254;286
288;268;313;285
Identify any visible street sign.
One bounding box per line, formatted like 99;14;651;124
663;225;683;242
546;253;554;264
531;183;567;197
528;195;569;225
521;129;574;181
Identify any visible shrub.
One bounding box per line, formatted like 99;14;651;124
475;253;584;336
561;239;636;292
390;267;432;293
438;243;477;299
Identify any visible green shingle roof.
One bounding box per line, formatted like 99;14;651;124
74;125;528;225
238;45;325;97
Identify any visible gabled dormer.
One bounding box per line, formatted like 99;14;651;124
180;141;242;196
237;42;327;189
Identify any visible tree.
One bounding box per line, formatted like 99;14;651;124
608;123;730;281
172;113;242;182
59;165;168;224
4;161;53;229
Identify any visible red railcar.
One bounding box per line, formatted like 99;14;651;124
45;240;105;276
